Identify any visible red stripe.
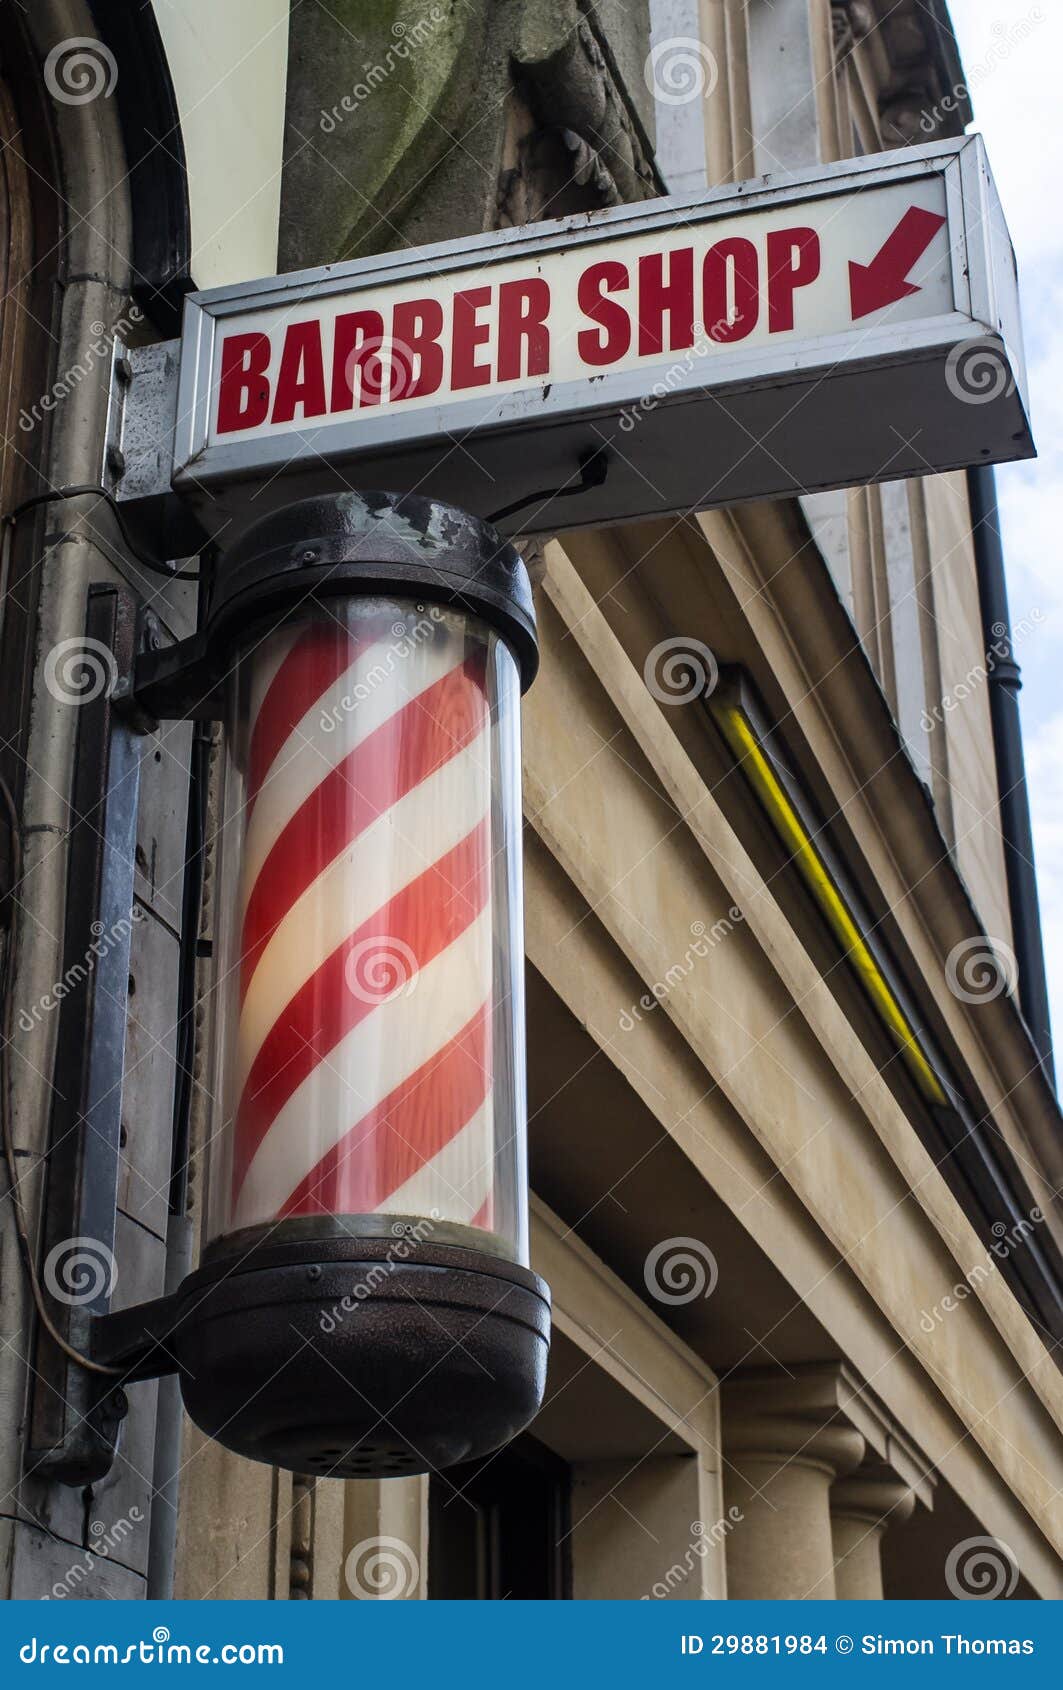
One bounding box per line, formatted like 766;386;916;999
238;653;487;1002
232;821;491;1208
246;623;358;811
469;1194;493;1231
276;1002;491;1217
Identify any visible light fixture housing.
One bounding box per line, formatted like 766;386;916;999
705;668;946;1106
128;492;551;1478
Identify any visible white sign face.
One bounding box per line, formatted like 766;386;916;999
161;135;1031;535
208;179;951;447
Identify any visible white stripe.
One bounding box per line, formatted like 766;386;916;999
232;909;493;1229
375;1098;494;1225
248;625;301;730
236;732;491;1086
241;630;462;905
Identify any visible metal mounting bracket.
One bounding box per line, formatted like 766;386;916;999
102;334;204;561
27;584;166;1485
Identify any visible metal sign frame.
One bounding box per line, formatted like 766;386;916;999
113;135;1031;540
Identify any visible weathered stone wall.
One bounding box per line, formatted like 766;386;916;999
280;0;660;269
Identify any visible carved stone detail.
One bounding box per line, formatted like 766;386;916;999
502;7;661;227
832;0;875;57
880;89;940;146
831;5;855;61
288;1474;315;1599
849;0;875;35
870;0;969;145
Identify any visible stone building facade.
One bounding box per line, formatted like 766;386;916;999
0;0;1060;1601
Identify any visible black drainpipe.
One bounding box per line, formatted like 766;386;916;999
967;464;1055;1089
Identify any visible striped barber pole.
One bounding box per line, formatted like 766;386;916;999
224;604;498;1239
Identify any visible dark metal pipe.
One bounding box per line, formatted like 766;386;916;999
146;557;213;1595
967;464;1055;1088
145;1215;193;1599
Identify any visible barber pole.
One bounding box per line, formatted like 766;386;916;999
222;604;499;1242
169;492;549;1476
110;490;550;1478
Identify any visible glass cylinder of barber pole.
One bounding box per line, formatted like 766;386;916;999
174;494;550;1479
210;594;524;1257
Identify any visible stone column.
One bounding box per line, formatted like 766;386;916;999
830;1468;916;1600
341;1476;428;1600
722;1375;865;1600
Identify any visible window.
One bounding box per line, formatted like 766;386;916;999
428;1435;571;1599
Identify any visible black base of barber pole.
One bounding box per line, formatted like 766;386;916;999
172;1231;551;1478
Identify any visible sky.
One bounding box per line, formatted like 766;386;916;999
947;0;1063;1055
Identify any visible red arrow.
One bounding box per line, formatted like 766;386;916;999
848;206;947;320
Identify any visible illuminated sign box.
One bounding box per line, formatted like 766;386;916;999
155;136;1031;535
